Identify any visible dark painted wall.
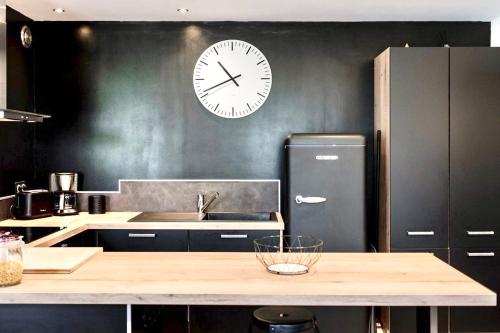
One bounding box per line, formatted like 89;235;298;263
0;8;35;196
33;21;490;194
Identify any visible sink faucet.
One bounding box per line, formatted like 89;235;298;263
197;192;220;214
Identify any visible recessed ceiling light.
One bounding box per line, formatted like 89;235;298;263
177;8;189;14
53;8;65;14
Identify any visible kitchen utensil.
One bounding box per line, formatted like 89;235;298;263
254;235;323;275
88;195;106;214
11;188;52;220
49;173;79;216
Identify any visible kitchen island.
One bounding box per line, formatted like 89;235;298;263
0;252;495;333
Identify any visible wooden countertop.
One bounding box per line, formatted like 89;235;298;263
0;212;284;247
23;247;103;274
0;252;495;306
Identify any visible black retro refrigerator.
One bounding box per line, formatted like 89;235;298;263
285;134;369;333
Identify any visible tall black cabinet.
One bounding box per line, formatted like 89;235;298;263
449;47;500;333
375;47;500;333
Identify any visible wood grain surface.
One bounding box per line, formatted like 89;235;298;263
23;247;103;274
0;252;495;306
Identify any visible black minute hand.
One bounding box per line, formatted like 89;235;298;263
203;74;242;93
218;61;239;87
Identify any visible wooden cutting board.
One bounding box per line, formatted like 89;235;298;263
23;247;103;274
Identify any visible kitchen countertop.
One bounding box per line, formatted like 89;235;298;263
0;252;494;306
0;212;284;247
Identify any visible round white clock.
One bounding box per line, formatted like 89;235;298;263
193;40;272;118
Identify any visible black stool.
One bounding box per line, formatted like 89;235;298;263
249;307;320;333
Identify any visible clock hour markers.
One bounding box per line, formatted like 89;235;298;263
246;103;252;111
232;107;234;117
257;92;265;98
231;41;233;51
201;93;208;98
200;60;208;66
256;60;265;65
213;47;219;55
214;104;219;112
195;78;204;80
246;46;252;55
260;77;270;80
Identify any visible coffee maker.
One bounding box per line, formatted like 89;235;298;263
49;172;79;216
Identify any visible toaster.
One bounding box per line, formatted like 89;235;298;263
12;190;53;220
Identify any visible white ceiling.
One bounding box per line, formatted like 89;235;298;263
7;0;500;22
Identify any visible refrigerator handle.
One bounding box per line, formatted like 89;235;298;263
295;195;327;204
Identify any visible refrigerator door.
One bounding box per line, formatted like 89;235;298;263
285;134;367;252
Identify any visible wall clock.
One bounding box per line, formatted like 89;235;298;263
193;40;272;119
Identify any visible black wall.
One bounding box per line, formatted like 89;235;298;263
33;21;490;193
0;8;35;196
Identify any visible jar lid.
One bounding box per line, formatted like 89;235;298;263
0;232;23;243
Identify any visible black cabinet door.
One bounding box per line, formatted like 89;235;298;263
450;48;500;249
97;230;188;252
390;248;449;333
450;248;500;332
0;305;126;333
389;48;450;250
189;230;276;252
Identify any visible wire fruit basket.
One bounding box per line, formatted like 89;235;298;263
254;235;324;275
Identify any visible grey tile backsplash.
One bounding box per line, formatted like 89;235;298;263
77;180;280;213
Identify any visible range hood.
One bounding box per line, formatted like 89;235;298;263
0;3;50;123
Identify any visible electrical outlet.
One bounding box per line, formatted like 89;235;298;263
14;181;26;193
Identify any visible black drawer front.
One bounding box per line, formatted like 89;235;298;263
391;228;448;250
189;230;277;252
97;230;188;252
451;225;499;248
450;248;500;332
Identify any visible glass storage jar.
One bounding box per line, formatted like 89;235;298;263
0;232;24;287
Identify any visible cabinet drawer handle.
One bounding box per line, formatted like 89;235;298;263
467;252;495;257
220;234;248;239
467;231;495;236
128;233;156;238
407;231;435;236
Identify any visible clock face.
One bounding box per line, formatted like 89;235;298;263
193;40;272;118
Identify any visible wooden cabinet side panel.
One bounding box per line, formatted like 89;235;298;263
375;48;391;333
375;48;391;254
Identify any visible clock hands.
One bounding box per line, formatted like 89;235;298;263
218;61;239;87
203;74;242;93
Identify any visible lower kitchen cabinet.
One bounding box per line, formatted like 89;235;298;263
0;304;126;333
53;229;98;247
189;230;276;252
97;229;188;252
390;248;449;333
450;248;500;332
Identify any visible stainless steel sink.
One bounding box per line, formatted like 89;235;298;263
127;212;203;222
127;212;276;222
